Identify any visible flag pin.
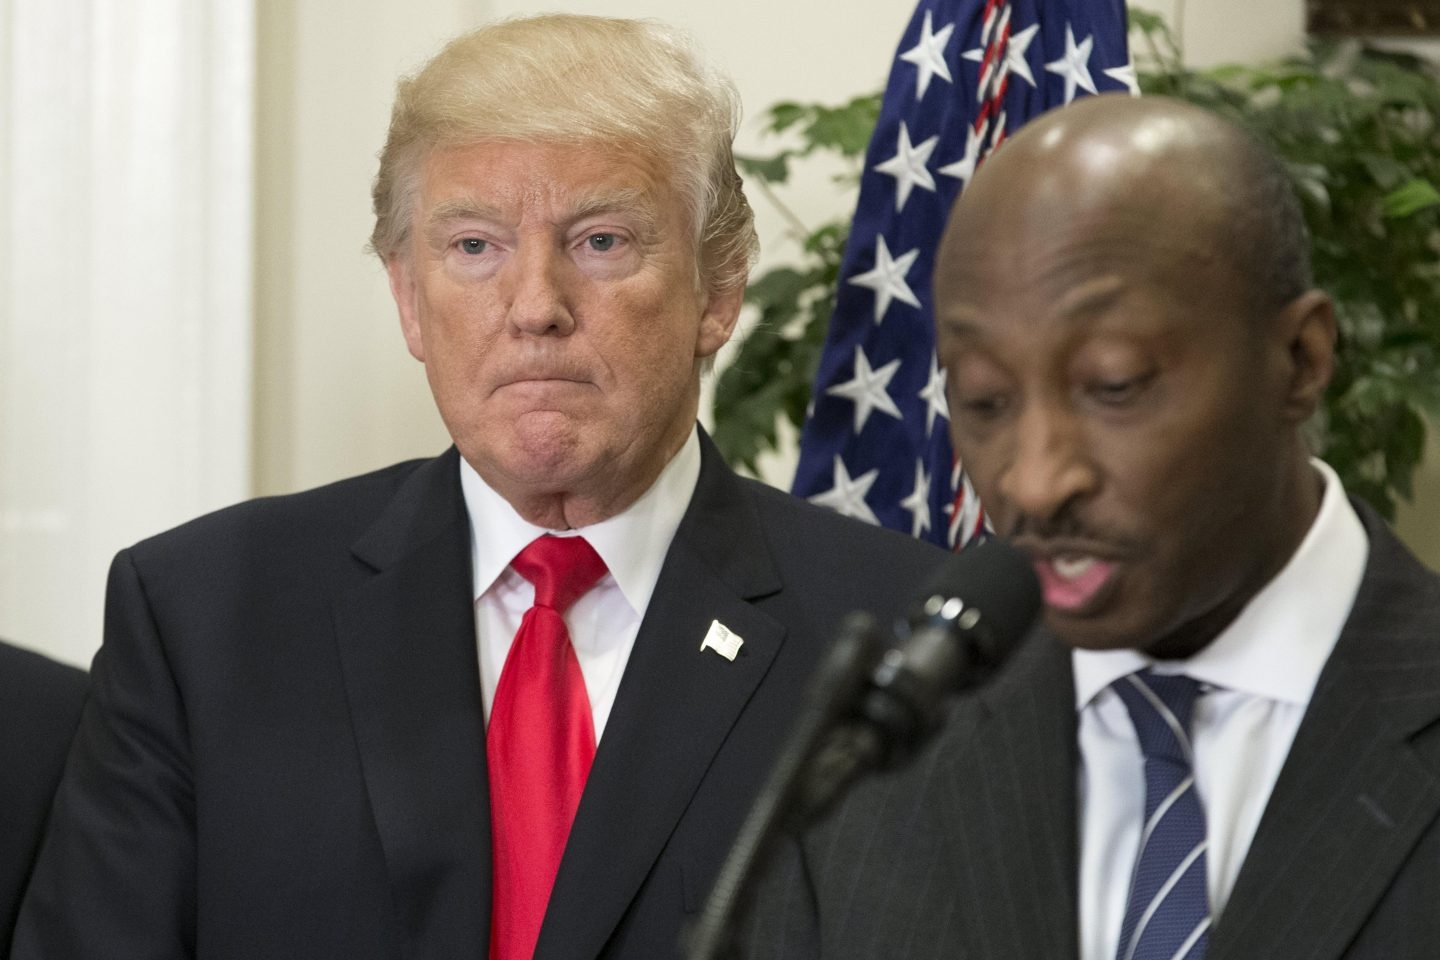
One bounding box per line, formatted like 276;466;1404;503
700;620;743;662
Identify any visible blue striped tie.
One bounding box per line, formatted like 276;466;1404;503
1112;671;1211;960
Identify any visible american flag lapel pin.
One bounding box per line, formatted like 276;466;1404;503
700;620;743;661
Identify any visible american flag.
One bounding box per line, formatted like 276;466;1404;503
791;0;1133;548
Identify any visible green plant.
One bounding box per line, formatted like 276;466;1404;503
712;94;879;475
1131;11;1440;518
714;14;1440;519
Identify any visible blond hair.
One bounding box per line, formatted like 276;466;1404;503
370;14;758;298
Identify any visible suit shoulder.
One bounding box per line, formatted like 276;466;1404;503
735;476;949;620
1352;498;1440;621
126;453;446;564
740;475;947;565
0;640;87;744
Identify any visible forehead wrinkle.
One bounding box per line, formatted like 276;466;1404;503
426;197;503;229
568;186;662;239
423;185;663;236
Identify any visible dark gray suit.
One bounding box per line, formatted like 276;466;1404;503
14;432;946;960
748;502;1440;959
0;642;86;960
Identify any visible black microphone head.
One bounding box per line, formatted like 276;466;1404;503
908;537;1041;685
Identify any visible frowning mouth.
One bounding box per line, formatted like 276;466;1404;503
497;375;591;389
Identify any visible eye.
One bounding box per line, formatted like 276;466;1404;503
956;393;1010;421
1087;372;1153;406
458;237;488;255
585;233;618;252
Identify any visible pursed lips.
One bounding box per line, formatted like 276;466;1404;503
494;370;593;391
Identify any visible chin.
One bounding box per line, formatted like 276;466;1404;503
1040;609;1138;654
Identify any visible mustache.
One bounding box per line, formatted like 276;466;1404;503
1003;507;1121;549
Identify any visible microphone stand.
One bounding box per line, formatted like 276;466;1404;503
685;541;1036;960
683;611;889;960
685;565;1017;960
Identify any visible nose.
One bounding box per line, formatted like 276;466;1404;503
995;401;1098;527
504;242;576;337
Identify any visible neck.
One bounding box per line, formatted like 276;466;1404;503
1150;451;1324;661
489;428;694;531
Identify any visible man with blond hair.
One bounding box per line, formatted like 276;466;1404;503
14;15;944;960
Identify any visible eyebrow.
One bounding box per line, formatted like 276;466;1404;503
423;188;662;237
569;188;662;240
1054;274;1125;318
425;198;503;228
936;273;1126;336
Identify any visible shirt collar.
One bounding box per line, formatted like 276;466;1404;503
1073;459;1368;710
460;427;702;617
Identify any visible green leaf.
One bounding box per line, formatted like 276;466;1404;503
765;102;808;134
744;266;814;308
802;100;883;157
1383;178;1440;218
735;151;792;185
1126;7;1167;34
1358;153;1410;190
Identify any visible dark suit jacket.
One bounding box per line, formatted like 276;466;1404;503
747;501;1440;960
0;641;86;959
13;433;946;960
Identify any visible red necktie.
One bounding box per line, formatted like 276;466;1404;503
487;534;608;960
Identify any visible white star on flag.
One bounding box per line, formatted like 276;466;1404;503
918;351;950;436
899;460;933;538
962;22;1040;89
1045;24;1098;103
847;234;922;324
938;118;989;187
874;121;940;212
808;456;881;525
898;10;955;100
825;345;904;433
790;0;1131;550
1105;60;1140;95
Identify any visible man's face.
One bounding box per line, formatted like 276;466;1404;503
934;180;1298;658
388;140;739;526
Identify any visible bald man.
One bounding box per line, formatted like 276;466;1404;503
744;94;1440;960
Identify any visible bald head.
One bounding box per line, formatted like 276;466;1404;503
931;93;1337;658
944;94;1311;320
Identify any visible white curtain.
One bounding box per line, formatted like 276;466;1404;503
0;0;253;667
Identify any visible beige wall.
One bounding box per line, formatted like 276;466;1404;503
1130;0;1304;65
254;0;1440;567
254;0;470;495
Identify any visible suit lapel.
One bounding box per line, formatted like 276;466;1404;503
1209;511;1440;960
332;449;493;960
942;630;1080;960
535;435;785;960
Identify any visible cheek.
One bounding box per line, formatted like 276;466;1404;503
422;286;504;355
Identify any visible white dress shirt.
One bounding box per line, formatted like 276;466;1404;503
1074;460;1369;960
460;428;701;742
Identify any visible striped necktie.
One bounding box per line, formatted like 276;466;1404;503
1112;670;1211;960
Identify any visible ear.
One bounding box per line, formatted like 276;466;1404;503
1276;289;1336;424
694;282;744;360
386;254;427;363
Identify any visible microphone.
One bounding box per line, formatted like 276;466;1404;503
793;537;1040;817
858;537;1041;767
684;538;1040;960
